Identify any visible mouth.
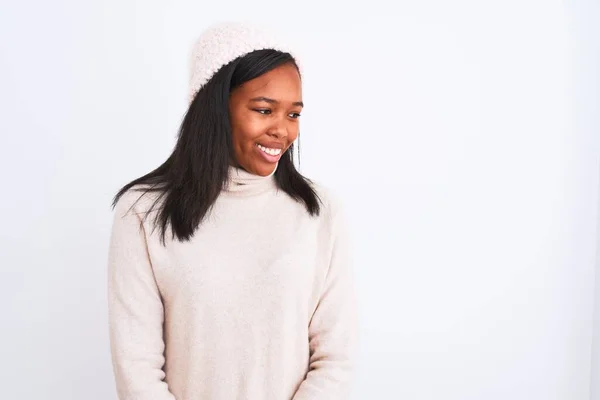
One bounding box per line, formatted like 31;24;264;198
255;143;284;163
256;143;283;156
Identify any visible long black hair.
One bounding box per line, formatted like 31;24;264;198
112;49;321;244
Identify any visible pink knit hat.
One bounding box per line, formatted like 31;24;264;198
188;21;302;104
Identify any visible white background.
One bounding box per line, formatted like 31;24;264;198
1;0;599;399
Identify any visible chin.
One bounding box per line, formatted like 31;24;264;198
253;163;277;176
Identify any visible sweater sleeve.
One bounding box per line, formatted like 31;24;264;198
107;191;176;400
292;196;359;400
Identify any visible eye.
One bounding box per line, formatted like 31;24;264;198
254;109;271;115
289;112;301;119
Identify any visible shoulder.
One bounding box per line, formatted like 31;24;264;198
308;179;346;223
307;179;353;249
112;184;163;219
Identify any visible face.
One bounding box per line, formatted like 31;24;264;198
228;62;303;176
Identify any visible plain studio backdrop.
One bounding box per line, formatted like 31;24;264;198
1;0;599;399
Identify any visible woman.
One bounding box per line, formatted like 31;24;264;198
107;21;358;400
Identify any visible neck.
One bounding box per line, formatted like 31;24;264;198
224;164;278;196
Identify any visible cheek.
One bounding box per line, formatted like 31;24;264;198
288;127;300;143
232;113;264;147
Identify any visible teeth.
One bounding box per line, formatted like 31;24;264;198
257;144;282;156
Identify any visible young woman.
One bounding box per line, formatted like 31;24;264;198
107;22;358;400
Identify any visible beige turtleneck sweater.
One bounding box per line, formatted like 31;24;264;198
107;166;358;400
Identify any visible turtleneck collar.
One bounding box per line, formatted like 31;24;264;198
224;163;278;196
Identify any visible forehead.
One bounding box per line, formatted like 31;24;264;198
235;63;302;99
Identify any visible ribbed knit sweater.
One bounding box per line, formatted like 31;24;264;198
107;166;358;400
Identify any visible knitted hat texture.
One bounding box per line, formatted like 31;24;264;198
188;21;301;103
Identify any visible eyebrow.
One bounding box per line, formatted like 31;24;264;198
249;96;304;107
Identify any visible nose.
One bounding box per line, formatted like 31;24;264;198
266;127;286;139
266;116;288;139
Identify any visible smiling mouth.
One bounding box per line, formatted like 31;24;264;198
256;143;283;156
